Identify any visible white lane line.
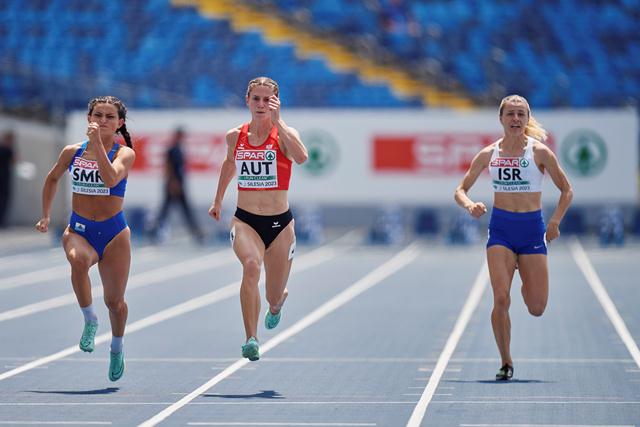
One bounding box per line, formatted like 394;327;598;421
0;249;236;322
0;248;58;269
569;238;640;369
0;246;163;291
406;261;489;427
449;358;634;363
0;265;70;291
0;401;416;406
138;243;421;427
0;243;343;382
188;423;376;426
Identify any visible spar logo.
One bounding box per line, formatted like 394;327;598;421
561;130;607;177
237;151;266;161
73;157;99;169
490;158;524;168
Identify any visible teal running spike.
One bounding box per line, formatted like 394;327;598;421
108;351;125;381
241;337;260;361
264;308;282;330
79;321;98;353
265;291;287;330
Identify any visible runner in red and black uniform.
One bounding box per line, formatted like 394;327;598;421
209;77;308;361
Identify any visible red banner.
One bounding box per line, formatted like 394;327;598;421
130;133;227;173
373;133;554;174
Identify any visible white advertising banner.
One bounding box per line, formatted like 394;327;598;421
66;108;638;208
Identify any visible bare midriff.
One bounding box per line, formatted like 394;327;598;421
237;190;289;215
72;194;124;221
493;192;542;213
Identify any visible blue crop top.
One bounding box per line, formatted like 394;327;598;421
68;141;127;197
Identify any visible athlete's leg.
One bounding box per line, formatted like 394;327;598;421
98;227;131;338
264;221;295;316
487;245;517;367
231;218;265;341
517;254;548;317
62;227;99;308
63;227;100;352
98;228;130;381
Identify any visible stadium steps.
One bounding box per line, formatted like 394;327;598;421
171;0;474;108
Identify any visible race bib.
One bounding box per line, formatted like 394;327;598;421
236;150;278;189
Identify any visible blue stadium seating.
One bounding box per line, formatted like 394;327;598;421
257;0;640;108
0;0;413;113
1;0;638;112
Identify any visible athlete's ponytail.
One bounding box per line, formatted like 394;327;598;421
117;123;133;148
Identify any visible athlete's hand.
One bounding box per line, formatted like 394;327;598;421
466;202;487;218
546;220;560;242
208;202;222;221
86;122;101;145
35;217;50;233
268;95;280;123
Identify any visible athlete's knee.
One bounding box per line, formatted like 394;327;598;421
104;297;127;314
526;301;546;317
493;291;511;311
66;249;92;272
241;257;261;279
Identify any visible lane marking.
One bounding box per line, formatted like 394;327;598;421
0;250;235;322
0;402;415;407
0;246;160;291
406;261;489;427
0;265;70;291
1;401;638;407
0;242;344;382
138;244;420;427
569;238;640;369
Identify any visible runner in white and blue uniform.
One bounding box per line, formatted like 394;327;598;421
36;96;135;382
454;95;573;381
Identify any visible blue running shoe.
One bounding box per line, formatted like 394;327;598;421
241;337;259;361
79;321;98;353
108;351;125;381
264;308;282;330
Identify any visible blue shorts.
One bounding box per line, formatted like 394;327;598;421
69;211;128;259
487;207;547;255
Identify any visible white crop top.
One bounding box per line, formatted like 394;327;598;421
489;137;544;193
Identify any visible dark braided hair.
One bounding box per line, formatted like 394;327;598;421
87;96;133;148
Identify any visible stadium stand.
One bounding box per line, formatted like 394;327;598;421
0;0;638;116
247;0;640;108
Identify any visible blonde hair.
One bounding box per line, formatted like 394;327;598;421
246;76;279;98
499;94;547;142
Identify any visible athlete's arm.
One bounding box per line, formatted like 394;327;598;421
269;95;308;164
536;144;573;241
88;128;135;189
209;128;239;221
35;145;78;233
454;145;493;218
